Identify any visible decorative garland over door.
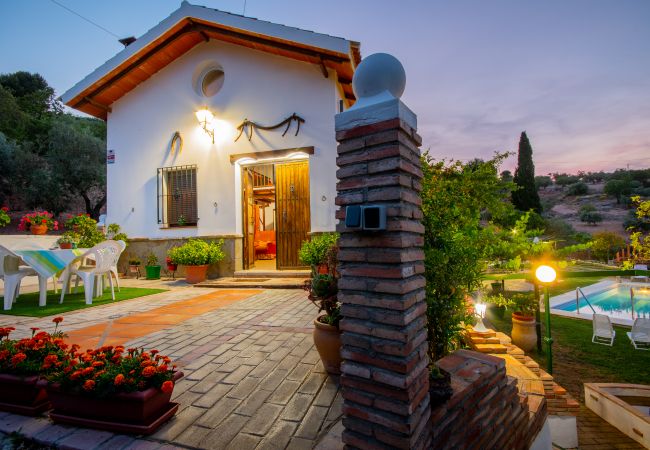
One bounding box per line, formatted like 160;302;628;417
235;113;305;142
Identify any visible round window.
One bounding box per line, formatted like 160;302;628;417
201;69;225;97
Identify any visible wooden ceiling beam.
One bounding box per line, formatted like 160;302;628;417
83;96;112;113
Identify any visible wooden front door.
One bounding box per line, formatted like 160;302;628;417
276;161;310;269
242;168;255;270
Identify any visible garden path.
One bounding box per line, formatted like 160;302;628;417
0;287;341;449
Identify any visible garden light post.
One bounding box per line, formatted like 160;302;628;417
535;265;557;374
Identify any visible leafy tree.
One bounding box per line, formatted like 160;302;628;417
580;210;602;225
566;182;588;196
605;179;633;204
0;133;17;206
535;175;552;190
500;170;513;183
553;173;580;186
0;86;29;141
591;232;625;262
512;132;541;213
421;152;515;362
47;120;106;218
626;196;650;264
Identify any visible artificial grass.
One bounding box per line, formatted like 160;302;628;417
0;287;166;317
487;307;650;395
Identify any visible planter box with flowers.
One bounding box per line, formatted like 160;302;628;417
17;211;59;235
56;232;79;249
40;346;183;434
0;317;67;415
167;238;225;284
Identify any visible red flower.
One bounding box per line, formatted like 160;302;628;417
11;353;27;365
83;380;95;391
1;206;7;212
52;316;64;324
157;364;168;373
142;366;157;378
161;381;174;394
114;374;125;385
41;219;47;224
91;361;104;368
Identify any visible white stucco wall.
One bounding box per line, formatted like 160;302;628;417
106;39;341;239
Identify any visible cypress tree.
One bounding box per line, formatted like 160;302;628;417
512;131;542;213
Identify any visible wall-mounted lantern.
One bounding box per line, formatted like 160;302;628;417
196;107;215;143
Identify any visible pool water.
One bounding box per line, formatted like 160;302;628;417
556;285;650;321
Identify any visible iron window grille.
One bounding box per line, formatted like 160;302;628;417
157;165;198;227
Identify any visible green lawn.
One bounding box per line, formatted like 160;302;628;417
546;276;607;296
0;287;166;317
487;307;650;399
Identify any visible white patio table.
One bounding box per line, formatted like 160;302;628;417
0;246;87;307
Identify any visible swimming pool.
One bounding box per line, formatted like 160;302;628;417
555;285;650;321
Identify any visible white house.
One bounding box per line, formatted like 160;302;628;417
61;1;360;275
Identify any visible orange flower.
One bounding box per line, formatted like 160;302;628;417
92;361;104;368
83;380;95;391
114;374;125;386
52;317;64;324
11;352;27;365
142;366;157;378
161;381;174;394
82;367;95;376
157;364;168;373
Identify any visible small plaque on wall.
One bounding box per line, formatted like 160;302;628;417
107;149;115;164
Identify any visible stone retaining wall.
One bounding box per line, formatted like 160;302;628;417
118;235;242;278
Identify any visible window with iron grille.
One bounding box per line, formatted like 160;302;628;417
157;165;198;227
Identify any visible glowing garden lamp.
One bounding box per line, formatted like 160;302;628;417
535;265;557;374
196;108;215;143
474;301;488;332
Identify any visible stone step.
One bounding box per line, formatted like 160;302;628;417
195;277;308;289
234;269;311;279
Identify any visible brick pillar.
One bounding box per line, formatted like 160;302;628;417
334;53;430;449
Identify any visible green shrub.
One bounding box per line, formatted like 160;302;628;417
146;253;159;266
167;239;225;266
580;211;603;225
567;182;588;196
298;233;339;268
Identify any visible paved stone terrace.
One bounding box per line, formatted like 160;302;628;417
0;288;342;450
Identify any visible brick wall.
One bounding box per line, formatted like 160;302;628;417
432;349;548;450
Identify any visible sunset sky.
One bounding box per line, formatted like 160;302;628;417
1;0;649;174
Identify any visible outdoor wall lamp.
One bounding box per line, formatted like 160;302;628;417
535;264;557;374
473;301;488;332
195;108;215;143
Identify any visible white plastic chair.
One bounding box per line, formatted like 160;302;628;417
592;314;615;346
1;251;53;310
108;240;126;292
59;241;121;305
631;264;649;283
627;317;650;350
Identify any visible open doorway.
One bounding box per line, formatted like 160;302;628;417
242;160;310;270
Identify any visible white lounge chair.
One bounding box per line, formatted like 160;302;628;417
627;317;650;350
592;314;615;346
59;241;121;305
631;264;649;283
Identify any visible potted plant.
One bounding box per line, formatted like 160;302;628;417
56;232;79;249
65;213;91;232
40;346;182;434
165;256;177;273
128;258;142;278
484;293;515;320
0;318;68;415
510;292;538;351
145;253;161;280
298;233;339;275
167;239;225;284
0;206;10;228
303;235;342;375
17;211;59;235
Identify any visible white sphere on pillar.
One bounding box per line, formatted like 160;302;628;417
352;53;406;100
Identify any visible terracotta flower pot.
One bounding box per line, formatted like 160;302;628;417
59;242;73;249
41;371;183;434
0;373;50;415
184;264;209;284
511;313;537;352
30;224;48;235
317;264;329;275
313;318;341;375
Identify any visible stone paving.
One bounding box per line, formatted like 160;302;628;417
0;286;342;450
